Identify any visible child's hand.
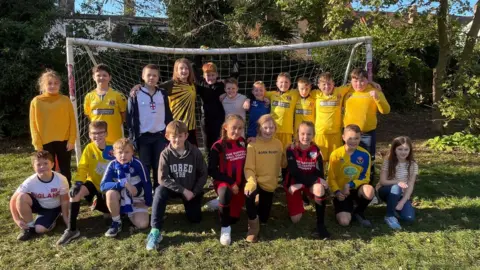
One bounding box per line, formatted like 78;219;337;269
244;189;252;197
243;99;251;110
371;81;382;91
263;97;270;105
247;137;256;144
289;184;303;195
125;182;138;196
129;84;142;97
396;200;406;211
369;90;379;100
320;178;328;189
335;191;346;201
14;219;28;229
183;189;195;201
66;143;75;151
232;184;239;195
219;93;226;102
343;184;350;196
398;182;409;190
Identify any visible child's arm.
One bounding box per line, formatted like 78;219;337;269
100;162;124;192
193;148;208;195
59;175;70;225
327;155;341;194
9;192;27;229
158;80;174;96
83;94;91;116
244;144;258;194
158;152;185;194
379;160;401;186
208;144;236;185
126;97;134;140
242;95;251;111
29;100;43;150
372;91;390;114
66;99;77;150
118;94;127;123
135;159;153;206
399;163;418;202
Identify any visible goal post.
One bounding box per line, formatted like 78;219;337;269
66;36;373;165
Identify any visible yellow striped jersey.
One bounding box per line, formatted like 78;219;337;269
265;90;299;134
294;95;315;133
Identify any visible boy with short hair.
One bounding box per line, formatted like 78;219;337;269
146;120;208;250
100;138;152;237
294;77;315;134
343;68;390;181
222;77;250;120
10;151;69;241
56;120;115;245
328;124;375;227
84;63;127;144
127;64;173;190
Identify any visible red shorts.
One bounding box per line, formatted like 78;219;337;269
284;179;321;217
214;181;245;218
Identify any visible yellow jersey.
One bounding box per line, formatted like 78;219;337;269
343;85;390;132
76;142;115;190
168;83;197;130
265;90;299;134
310;86;350;135
84;88;127;143
327;146;371;193
294;95;315;133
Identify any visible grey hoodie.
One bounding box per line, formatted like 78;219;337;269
158;141;207;195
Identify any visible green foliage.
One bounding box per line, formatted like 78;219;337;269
425;132;480;153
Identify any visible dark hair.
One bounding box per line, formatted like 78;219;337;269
166;120;188;136
318;72;333;82
143;64;159;72
344;124;361;134
350;68;368;80
387;136;415;180
31;150;54;164
92;63;111;76
89;120;108;132
172;58;195;84
224;77;238;86
296;77;311;86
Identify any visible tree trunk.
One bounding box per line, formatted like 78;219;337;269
124;0;135;16
453;2;480;91
432;0;450;134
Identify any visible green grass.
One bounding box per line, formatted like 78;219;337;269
0;138;479;269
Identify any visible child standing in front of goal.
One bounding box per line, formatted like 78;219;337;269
222;78;250;121
293;78;315;136
247;81;270;143
244;114;284;243
208;114;247;245
29;69;76;186
84;64;127;144
127;64;173;191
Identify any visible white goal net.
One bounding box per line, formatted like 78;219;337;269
66;37;373;164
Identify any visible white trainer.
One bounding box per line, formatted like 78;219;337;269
220;226;231;246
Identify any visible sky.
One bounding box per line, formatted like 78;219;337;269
75;0;477;17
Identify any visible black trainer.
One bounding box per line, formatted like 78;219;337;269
17;228;36;241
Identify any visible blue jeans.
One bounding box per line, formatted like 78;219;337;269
378;185;415;222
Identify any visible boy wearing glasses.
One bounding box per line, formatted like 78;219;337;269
56;120;115;245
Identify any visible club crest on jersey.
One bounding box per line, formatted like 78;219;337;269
108;99;116;106
286;96;292;101
129;167;135;174
239;141;245;148
356;156;364;164
309;151;318;159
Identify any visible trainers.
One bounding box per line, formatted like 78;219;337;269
384;216;402;230
56;229;80;245
313;226;331;240
220;226;232;246
105;221;122;237
17;228;36;241
146;229;163;251
353;213;372;227
203;198;220;212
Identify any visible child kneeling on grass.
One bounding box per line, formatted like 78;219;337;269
244;114;284;243
10;151;69;241
378;136;418;230
146;120;208;251
284;121;330;239
328;124;375;227
100;138;152;237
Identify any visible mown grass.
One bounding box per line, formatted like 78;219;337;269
0;132;479;269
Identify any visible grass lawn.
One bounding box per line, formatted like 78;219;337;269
0;111;479;269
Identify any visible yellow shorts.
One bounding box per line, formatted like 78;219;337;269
315;133;342;161
275;133;293;149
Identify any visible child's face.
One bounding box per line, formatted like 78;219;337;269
318;79;334;95
33;158;54;177
298;83;311;98
89;127;107;147
260;120;275;139
252;85;266;100
351;76;368;91
93;70;111;89
177;63;190;82
298;125;314;146
225;119;244;140
225;83;238;98
167;132;188;150
203;72;218;85
395;143;410;161
276;76;291;92
142;68;159;87
45;78;60;94
114;146;134;164
342;130;361;150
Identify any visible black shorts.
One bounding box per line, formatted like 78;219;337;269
83;181;109;213
333;189;360;214
28;193;61;229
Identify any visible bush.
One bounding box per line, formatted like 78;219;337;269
425;132;480;153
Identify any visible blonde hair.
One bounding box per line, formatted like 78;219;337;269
344;124;361;134
297;121;315;136
256;114;276;136
221;114;245;140
350;68;368;80
37;69;61;94
253;81;265;88
172;58;195;84
318;72;333;82
166;120;188;136
113;138;135;152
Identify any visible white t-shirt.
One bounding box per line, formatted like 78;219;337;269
138;87;166;134
16;172;69;209
381;160;419;182
222;94;248;120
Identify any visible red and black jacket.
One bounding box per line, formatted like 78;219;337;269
207;137;247;188
284;143;324;188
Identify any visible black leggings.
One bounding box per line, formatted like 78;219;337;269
245;187;274;223
43;140;72;186
218;186;234;227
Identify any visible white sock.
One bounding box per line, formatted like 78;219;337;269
26;221;35;228
112;215;121;223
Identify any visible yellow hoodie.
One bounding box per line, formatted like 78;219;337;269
29;92;77;150
244;136;284;192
